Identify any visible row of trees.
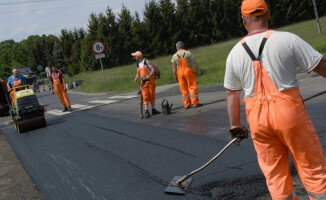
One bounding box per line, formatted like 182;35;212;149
1;0;325;79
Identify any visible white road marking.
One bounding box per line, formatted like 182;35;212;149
108;95;137;99
88;100;117;104
79;105;95;110
46;110;70;116
71;104;88;109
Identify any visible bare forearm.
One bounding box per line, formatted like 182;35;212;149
226;90;241;128
313;56;326;78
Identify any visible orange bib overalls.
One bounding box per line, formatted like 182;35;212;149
138;65;155;104
241;31;326;200
10;75;22;102
176;51;199;108
52;72;70;108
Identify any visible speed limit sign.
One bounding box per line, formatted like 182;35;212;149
92;41;105;54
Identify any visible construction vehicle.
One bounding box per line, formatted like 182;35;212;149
9;85;46;133
0;80;10;117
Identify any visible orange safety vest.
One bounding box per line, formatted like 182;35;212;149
138;62;151;78
52;72;64;89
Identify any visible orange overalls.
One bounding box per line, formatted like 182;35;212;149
10;75;23;102
138;66;155;104
176;51;199;108
242;31;326;200
52;72;71;108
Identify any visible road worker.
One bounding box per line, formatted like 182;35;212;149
7;69;30;102
50;66;72;112
224;0;326;199
132;51;160;118
171;41;201;109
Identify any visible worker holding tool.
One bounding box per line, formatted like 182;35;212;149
171;41;200;109
7;69;30;102
132;51;160;118
50;66;72;112
224;0;326;199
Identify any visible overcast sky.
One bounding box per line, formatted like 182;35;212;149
0;0;154;42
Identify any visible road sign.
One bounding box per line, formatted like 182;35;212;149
95;53;105;59
92;41;105;54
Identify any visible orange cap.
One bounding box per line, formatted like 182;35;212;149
131;51;142;57
241;0;268;17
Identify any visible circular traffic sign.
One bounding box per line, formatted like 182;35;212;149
37;65;44;71
92;41;105;54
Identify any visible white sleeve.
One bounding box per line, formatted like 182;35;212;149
292;35;323;72
224;53;242;90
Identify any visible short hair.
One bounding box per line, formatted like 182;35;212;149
176;41;184;49
12;69;17;73
244;12;268;22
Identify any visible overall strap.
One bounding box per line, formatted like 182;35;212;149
143;58;152;73
241;30;274;61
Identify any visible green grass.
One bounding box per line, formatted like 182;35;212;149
68;16;326;93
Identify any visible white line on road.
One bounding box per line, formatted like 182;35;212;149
108;95;137;99
88;100;117;104
71;104;88;109
46;110;70;116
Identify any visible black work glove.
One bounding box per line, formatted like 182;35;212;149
228;125;249;145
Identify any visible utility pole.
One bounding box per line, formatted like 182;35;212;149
312;0;322;34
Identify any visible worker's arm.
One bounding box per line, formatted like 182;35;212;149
172;62;178;82
313;56;326;78
146;60;155;78
191;58;201;76
226;89;241;129
62;77;67;91
6;82;11;92
134;72;140;83
49;76;54;94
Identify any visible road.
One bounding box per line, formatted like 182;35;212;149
0;73;325;200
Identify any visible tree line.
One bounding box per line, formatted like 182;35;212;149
0;0;325;79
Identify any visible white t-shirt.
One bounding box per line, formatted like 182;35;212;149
224;30;323;98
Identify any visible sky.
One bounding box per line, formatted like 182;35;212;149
0;0;152;42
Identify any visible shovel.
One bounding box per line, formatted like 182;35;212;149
164;137;237;195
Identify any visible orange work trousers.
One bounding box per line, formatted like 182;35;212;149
141;78;155;104
55;84;71;108
177;67;199;108
243;60;326;200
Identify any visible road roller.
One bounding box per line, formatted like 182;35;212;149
9;85;46;133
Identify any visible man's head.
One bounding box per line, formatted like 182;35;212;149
131;51;143;62
12;69;19;77
52;66;57;72
176;41;184;50
241;0;270;33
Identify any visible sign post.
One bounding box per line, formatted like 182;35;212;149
92;41;106;80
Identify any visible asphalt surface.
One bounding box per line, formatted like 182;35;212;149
0;72;325;200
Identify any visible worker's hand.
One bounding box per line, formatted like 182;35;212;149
64;87;67;91
197;70;201;76
228;125;249;145
141;76;149;85
51;90;54;94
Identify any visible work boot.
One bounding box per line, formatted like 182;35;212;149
144;110;151;118
68;106;73;111
185;106;190;109
192;104;201;108
152;108;160;115
62;107;68;112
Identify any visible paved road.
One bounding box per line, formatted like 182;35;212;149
0;73;325;200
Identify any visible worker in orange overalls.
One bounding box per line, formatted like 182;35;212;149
132;51;160;118
171;41;201;109
224;0;326;199
50;66;72;112
7;69;30;102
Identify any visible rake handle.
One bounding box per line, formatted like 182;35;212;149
176;137;238;185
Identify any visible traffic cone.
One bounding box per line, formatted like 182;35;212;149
41;101;47;112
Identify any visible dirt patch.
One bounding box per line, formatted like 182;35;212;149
0;130;44;200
